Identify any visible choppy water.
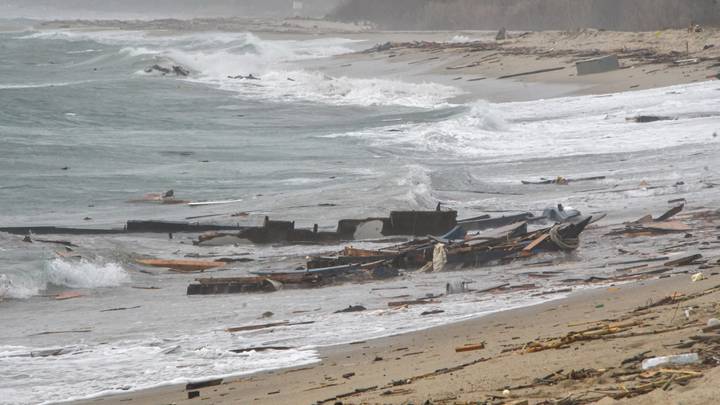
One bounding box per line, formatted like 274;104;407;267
1;23;720;404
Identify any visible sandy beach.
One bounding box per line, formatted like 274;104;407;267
44;21;720;405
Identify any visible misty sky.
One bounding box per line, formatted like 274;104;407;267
0;0;344;19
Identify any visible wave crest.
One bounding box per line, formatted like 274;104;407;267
46;258;130;289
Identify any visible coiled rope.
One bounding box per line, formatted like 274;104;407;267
549;225;579;251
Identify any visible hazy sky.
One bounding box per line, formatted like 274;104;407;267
0;0;344;19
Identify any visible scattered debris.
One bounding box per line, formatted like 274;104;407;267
230;346;292;353
641;353;700;370
186;378;223;390
225;320;314;333
522;176;605;185
54;292;83;300
627;115;675;123
100;305;141;312
136;258;225;272
335;305;367;313
498;66;565;79
145;64;190;76
455;343;485;352
576;54;620;75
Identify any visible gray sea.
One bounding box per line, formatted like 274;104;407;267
1;21;719;404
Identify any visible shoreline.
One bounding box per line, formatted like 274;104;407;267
7;22;719;404
77;273;720;404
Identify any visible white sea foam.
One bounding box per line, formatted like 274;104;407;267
0;338;319;405
446;35;478;43
0;274;37;299
212;70;461;107
397;164;436;209
329;81;720;160
45;259;129;288
0;281;571;404
22;29;460;107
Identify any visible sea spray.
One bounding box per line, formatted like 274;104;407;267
0;274;38;299
397;164;436;209
33;29;460;108
45;258;129;289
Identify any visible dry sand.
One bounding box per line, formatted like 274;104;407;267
70;25;720;405
305;28;720;102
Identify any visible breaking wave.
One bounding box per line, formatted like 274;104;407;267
327;81;720;161
21;29;460;108
0;259;129;300
46;258;129;289
0;274;37;299
397;164;436;209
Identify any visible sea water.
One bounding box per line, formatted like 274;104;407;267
1;23;719;404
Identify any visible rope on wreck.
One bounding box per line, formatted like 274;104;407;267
549;225;579;251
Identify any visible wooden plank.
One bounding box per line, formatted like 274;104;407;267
455;343;485;352
521;233;549;256
137;259;225;271
498;66;565;79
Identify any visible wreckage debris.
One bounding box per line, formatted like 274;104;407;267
186;378;222;391
228;73;260;80
230;346;292;353
54;292;83;300
136;258;225;272
521;175;606;185
145;64;190;76
193;214;592;296
608;204;690;236
100;305;141;312
225;320;314;333
335;305;367;313
455;343;485;352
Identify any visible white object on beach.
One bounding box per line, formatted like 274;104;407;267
707;318;720;327
432;243;447;272
641;353;700;370
502;389;511;396
691;272;705;282
188;199;243;207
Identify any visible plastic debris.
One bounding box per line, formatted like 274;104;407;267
641;353;700;370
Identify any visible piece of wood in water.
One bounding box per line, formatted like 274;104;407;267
100;305;141;312
230;346;292;353
188;199;243;207
225;320;314;333
388;299;436;307
55;292;82;300
30;328;92;336
664;254;702;267
136;258;225;272
34;238;79;247
656;204;684;221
